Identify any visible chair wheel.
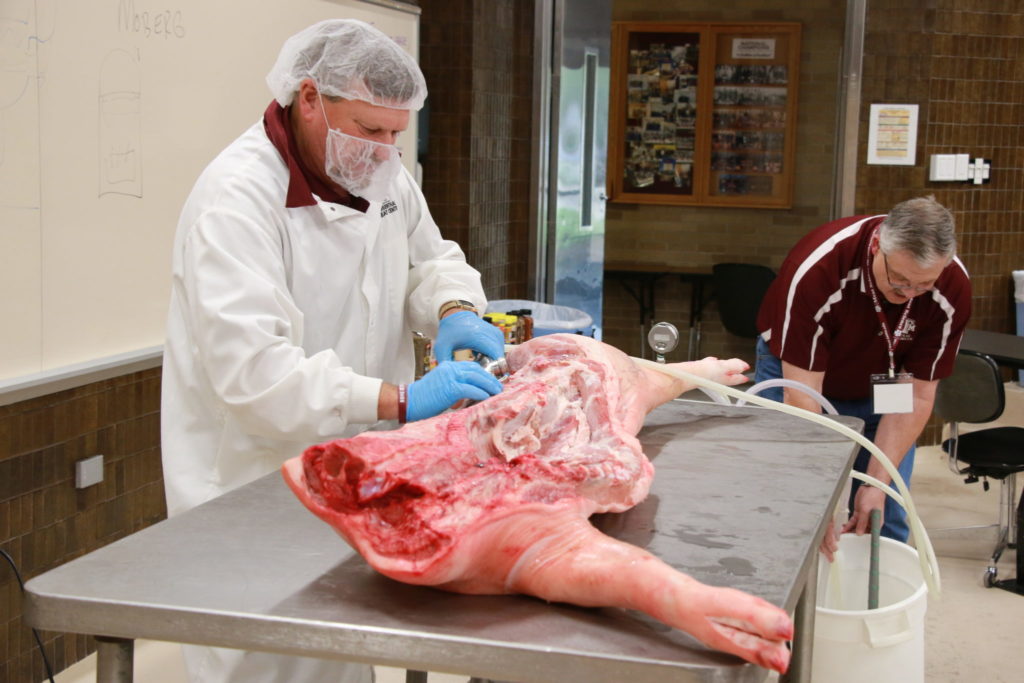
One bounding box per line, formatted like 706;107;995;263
983;566;998;587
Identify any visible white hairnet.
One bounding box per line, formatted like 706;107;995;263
266;19;426;110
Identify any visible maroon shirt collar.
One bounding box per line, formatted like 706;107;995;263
262;101;369;213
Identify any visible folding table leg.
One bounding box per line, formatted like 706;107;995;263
781;566;815;683
95;636;134;683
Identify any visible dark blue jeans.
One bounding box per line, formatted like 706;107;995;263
753;337;914;542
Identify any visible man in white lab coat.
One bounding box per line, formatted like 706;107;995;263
161;19;505;683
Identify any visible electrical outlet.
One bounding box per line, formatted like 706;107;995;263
75;454;104;489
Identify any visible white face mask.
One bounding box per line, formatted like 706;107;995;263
319;96;402;201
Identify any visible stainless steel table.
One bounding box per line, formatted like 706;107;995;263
25;400;860;683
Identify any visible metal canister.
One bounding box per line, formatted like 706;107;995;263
472;351;510;383
451;352;511;411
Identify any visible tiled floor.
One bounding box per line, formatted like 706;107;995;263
53;386;1024;683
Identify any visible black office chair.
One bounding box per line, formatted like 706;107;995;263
711;263;776;338
933;349;1024;592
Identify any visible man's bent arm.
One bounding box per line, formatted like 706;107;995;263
846;377;937;535
780;360;827;413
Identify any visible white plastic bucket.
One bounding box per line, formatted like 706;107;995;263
813;534;928;683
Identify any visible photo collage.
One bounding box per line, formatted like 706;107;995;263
623;37;700;194
711;63;788;196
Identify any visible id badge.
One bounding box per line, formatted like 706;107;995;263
871;373;914;413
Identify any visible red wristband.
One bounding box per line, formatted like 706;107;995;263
397;384;408;424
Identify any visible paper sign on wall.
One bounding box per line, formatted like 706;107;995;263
867;104;919;166
732;38;775;59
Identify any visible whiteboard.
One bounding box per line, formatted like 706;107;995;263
0;0;419;381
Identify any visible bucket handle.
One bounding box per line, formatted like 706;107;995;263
864;609;914;648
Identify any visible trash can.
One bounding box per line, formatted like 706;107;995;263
1015;271;1024;385
486;299;594;338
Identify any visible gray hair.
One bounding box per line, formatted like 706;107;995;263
878;195;956;267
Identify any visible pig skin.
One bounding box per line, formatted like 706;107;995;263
282;334;792;673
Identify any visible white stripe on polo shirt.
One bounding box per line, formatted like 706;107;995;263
927;287;957;380
780;215;879;357
924;256;969;379
808;267;862;367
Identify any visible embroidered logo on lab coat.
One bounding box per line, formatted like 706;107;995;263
381;198;398;217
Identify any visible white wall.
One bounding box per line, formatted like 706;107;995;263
0;0;419;381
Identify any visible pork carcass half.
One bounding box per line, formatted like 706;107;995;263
282;334;792;673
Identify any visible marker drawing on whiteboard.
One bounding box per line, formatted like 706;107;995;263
0;0;55;210
98;48;143;198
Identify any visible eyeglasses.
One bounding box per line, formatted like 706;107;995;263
882;252;933;295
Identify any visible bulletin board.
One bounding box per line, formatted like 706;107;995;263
607;22;800;208
0;0;419;381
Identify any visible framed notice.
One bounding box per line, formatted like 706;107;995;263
867;104;919;166
608;21;801;208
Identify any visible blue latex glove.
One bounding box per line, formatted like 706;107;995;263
406;360;504;422
434;310;505;362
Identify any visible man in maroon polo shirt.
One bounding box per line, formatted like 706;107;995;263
754;196;971;554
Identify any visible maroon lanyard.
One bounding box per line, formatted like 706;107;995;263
865;232;912;378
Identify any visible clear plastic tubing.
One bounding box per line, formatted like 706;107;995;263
632;355;940;596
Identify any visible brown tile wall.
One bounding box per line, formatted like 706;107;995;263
858;1;1024;443
604;0;845;365
1;369;165;682
859;0;1024;333
419;0;534;300
419;0;473;248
